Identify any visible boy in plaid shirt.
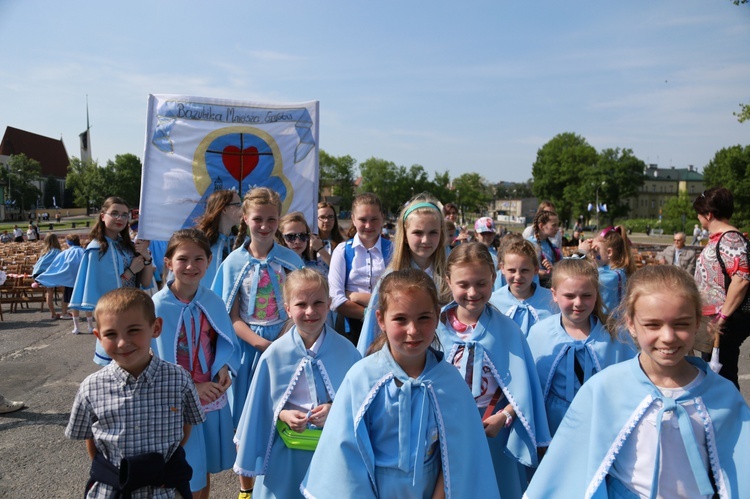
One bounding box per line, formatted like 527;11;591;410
66;288;205;498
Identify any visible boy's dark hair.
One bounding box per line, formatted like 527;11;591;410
95;288;156;324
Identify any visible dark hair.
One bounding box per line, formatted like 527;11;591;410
65;234;81;247
95;287;156;325
165;228;212;259
443;203;458;216
90;197;135;258
195;189;238;246
278;211;313;261
533;210;558;244
693;187;734;220
317;202;345;249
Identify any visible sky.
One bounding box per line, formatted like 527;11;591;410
1;1;749;183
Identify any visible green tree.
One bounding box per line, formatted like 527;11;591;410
735;102;750;123
662;192;694;233
578;148;646;225
66;157;108;211
319;150;357;210
453;172;493;216
104;154;143;207
532;132;598;224
428;170;455;205
43;176;61;208
6;154;42;213
358;157;400;215
702;144;750;221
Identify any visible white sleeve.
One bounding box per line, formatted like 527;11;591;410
328;243;348;311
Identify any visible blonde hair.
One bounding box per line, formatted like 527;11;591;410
614;265;701;335
598;226;636;276
446;242;497;283
95;287;156;325
282;268;329;306
235;187;283;247
551;259;610;334
391;195;450;304
500;239;539;269
367;269;440;355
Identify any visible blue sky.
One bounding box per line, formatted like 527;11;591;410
1;1;748;183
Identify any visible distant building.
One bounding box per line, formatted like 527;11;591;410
0;126;69;220
626;164;704;219
487;197;538;225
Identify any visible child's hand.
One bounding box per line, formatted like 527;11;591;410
279;409;309;433
578;239;593;254
308;403;331;428
134;239;151;255
482;412;507;438
195;381;224;404
129;255;145;273
216;366;231;391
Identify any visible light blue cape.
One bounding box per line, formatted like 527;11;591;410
32;248;61;277
489;284;559;336
525;357;750;498
35;246;83;288
69;238;128;312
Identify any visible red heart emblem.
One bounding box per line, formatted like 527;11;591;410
222;146;259;181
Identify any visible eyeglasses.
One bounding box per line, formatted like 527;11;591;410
283;232;310;243
104;212;129;220
318;215;334;221
226;202;242;207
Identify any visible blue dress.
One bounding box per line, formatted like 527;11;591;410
211;240;303;425
526;314;637;437
234;325;360;498
597;265;627;315
32;249;61;277
526;357;750;498
489;284;559;336
301;345;501;499
437;303;550;498
151;283;240;492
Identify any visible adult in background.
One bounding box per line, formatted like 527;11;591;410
657;231;696;275
12;225;23;242
693;187;750;388
691;223;701;245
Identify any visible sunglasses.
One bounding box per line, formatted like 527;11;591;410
283;232;310;243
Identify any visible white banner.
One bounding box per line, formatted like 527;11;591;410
138;94;319;241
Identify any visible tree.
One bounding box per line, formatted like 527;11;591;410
735;102;750;123
578;148;646;225
319;150;357;210
43;176;61;208
662;192;694;233
358;157;400;216
428;170;455;205
702;144;750;221
103;153;143;207
532;133;598;224
6;154;42;213
66;157;108;211
452;172;493;216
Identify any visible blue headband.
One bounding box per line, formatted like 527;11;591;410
403;202;441;221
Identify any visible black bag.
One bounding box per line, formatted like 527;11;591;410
715;231;750;317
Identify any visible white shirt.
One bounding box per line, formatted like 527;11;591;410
609;369;711;499
285;330;326;412
328;234;387;311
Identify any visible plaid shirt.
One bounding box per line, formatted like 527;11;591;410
66;355;204;499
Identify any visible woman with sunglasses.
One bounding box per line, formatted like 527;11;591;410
279;212;329;275
314;202;345;267
70;196;154;364
194;189;244;287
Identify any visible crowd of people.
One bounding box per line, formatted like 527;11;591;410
2;186;749;497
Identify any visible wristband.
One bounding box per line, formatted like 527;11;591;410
501;409;513;427
143;258;152;266
717;312;729;321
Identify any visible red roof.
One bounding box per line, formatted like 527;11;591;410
0;126;69;178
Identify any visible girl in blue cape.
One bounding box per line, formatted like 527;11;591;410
526;259;637;438
438;243;550;498
194;189;243;288
302;269;500;499
526;210;561;288
526;265;750;498
578;225;635;315
490;239;558;336
357;195;451;356
234;268;361;498
277;212;330;276
151;229;240;499
70;196;155;360
32;233;62;319
210;187;303;499
36;234;84;327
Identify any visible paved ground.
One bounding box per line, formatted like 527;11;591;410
1;304;749;498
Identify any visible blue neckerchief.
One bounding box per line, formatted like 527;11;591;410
177;294;209;374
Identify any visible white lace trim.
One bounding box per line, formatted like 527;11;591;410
544;346;568;399
315;358;336;401
299;485;316;499
696;397;726;497
233;463;260;478
485;353;539;451
354;373;393;427
427;383;450;499
585;395;654;499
